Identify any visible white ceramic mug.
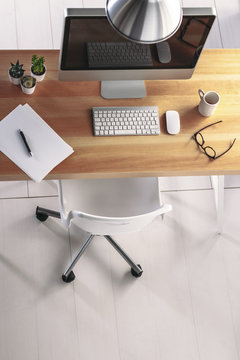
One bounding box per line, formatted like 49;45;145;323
198;89;220;116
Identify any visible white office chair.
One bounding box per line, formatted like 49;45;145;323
36;177;172;283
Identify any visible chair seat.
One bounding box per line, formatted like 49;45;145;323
61;177;161;218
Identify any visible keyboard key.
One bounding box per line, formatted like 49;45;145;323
115;129;136;135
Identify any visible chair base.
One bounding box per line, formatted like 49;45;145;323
131;264;142;278
36;206;61;221
62;271;76;283
36;206;143;282
61;265;143;283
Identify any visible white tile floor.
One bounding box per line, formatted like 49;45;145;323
1;181;240;360
1;0;240;359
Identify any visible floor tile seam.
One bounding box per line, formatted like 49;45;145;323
221;242;240;360
69;227;82;360
27;180;30;197
1;186;239;200
224;187;240;190
34;299;41;360
161;188;213;193
0;195;58;201
144;237;171;359
161;186;240;193
180;231;202;360
108;248;122;360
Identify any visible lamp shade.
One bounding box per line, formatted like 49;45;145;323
106;0;183;44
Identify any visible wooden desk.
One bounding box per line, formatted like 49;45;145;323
0;49;240;181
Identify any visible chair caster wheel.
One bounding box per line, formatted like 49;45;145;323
36;207;48;222
131;264;143;278
62;271;75;283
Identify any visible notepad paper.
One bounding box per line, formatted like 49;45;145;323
0;104;74;182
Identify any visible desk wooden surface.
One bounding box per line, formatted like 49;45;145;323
0;49;240;180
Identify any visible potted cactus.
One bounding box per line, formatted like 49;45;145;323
30;54;46;82
20;75;37;94
8;60;25;85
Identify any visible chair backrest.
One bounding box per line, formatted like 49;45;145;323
57;178;172;235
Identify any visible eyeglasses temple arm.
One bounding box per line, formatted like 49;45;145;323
214;138;236;159
193;120;223;136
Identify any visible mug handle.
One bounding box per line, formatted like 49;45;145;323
198;89;205;99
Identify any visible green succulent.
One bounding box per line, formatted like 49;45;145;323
31;54;45;75
9;60;25;78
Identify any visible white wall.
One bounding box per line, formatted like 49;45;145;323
0;0;239;49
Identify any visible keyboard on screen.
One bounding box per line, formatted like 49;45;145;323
87;42;153;68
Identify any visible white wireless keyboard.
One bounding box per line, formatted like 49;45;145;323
92;106;160;136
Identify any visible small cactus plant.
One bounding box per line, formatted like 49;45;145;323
21;75;36;88
20;75;37;94
31;54;45;75
9;60;25;78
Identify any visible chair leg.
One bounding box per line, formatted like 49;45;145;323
36;206;142;280
36;206;60;222
62;234;95;283
210;175;224;234
104;235;143;277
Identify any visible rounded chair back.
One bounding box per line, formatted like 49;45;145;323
57;178;172;235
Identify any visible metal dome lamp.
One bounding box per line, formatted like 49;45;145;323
105;0;183;44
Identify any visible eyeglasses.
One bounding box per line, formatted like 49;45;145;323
193;120;236;159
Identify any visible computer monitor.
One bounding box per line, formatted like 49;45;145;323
59;7;216;99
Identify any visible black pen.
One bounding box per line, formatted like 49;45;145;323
19;129;33;157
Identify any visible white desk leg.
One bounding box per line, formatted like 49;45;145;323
158;177;164;221
210;175;224;234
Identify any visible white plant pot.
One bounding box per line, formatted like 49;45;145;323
20;76;36;94
8;68;22;85
30;65;46;82
21;82;36;94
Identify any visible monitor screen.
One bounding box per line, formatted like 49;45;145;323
59;7;216;98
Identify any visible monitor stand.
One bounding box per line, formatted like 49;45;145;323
101;80;146;99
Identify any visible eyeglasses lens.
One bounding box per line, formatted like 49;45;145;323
204;146;216;158
195;133;204;146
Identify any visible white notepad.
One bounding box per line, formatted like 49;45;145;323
0;104;74;182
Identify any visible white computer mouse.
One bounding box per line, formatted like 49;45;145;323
166;110;180;135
